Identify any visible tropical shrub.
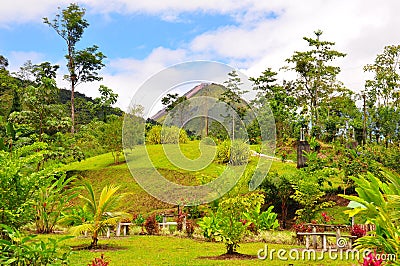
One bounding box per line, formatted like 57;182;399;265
199;193;265;254
185;219;195;238
68;182;128;248
217;193;265;254
144;215;159;235
291;171;334;222
260;171;294;229
132;213;145;226
34;173;80;233
198;212;221;241
0;143;49;230
244;205;279;234
215;139;250;165
0;224;72;265
146;125;189;144
341;171;400;257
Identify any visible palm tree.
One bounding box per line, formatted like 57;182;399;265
69;182;128;248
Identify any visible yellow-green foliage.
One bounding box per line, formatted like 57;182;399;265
215;139;250;165
146;125;189;144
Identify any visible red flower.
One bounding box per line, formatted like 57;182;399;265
321;212;331;223
361;251;383;266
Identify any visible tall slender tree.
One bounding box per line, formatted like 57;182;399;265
220;70;248;140
364;45;400;108
43;3;106;133
364;45;400;144
250;68;297;140
285;30;346;134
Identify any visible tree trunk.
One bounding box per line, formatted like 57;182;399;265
297;141;310;168
68;43;76;134
205;116;209;137
39;112;43;142
281;199;288;229
71;83;75;134
90;233;98;249
226;243;235;255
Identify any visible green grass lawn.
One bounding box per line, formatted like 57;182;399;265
62;235;358;266
63;141;297;214
55;142;361;265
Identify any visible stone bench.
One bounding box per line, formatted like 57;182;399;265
297;232;357;250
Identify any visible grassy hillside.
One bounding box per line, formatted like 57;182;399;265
64;141;296;215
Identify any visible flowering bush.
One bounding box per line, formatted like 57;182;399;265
321;212;332;223
351;224;367;239
361;251;383;266
292;223;312;233
292;223;312;243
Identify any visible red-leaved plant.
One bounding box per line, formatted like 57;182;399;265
176;211;186;232
144;214;159;235
351;224;367;239
88;254;109;266
292;223;312;243
185;219;195;237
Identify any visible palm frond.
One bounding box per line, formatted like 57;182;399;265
69;223;94;236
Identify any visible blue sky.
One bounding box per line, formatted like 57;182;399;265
1;1;400;110
0;12;237;63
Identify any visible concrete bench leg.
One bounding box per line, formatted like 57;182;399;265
322;235;327;251
107;227;110;238
312;227;317;249
305;235;310;249
116;223;121;236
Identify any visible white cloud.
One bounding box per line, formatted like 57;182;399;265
74;47;188;111
185;0;400;93
3;0;400;108
0;0;266;26
6;51;46;72
0;0;72;27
